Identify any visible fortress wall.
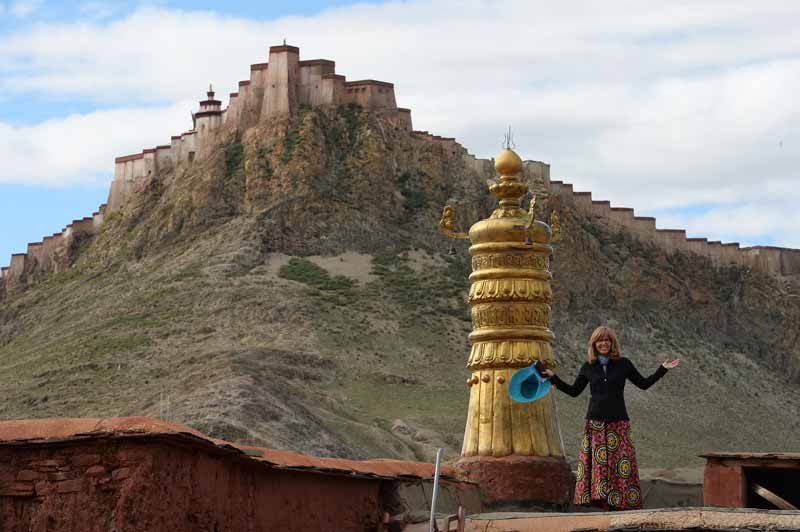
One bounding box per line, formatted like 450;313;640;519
68;217;96;236
631;217;657;244
462;153;494;176
264;45;299;118
178;132;197;165
706;242;723;266
155;145;174;173
590;200;612;225
720;243;743;266
780;248;800;275
572;192;593;214
744;246;783;273
395;108;413;131
9;254;26;278
226;93;241;125
609;207;635;231
522;160;550;192
237;81;255;129
547;181;800;275
343;81;397;110
656;229;687;254
108;153;144;213
549;181;565;198
92;206;105;230
26;243;45;273
321;74;345;106
195;114;223;150
686;238;708;256
40;235;63;266
248;63;269;125
6;253;28;292
299;59;336;107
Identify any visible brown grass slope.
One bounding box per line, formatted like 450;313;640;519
0;105;798;469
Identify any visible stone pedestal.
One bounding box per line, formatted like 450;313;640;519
456;455;574;508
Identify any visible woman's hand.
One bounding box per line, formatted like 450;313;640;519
662;359;681;369
541;368;555;379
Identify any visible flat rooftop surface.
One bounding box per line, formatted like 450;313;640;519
0;416;458;482
462;507;800;532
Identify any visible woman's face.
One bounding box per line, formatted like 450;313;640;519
595;336;612;356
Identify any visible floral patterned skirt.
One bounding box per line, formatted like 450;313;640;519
575;419;642;510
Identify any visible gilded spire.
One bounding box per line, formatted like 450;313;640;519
489;148;529;218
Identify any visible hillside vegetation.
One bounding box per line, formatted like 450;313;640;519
1;105;798;469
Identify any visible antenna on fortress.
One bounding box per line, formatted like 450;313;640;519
503;126;516;150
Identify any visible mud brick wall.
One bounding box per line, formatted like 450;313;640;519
0;436;382;532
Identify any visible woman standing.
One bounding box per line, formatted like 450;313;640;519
541;326;680;510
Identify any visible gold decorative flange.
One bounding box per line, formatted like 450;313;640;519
471;302;550;329
471;253;548;271
438;205;470;240
468;278;553;304
467;340;554;369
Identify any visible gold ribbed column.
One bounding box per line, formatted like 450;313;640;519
460;148;562;459
443;147;572;505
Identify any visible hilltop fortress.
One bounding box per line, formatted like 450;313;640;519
1;43;798;297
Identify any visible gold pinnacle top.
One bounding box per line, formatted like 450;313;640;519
494;148;523;176
488;148;529;218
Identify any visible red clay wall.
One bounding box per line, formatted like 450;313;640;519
703;462;745;508
0;437;381;532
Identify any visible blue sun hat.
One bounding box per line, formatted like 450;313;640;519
509;362;551;403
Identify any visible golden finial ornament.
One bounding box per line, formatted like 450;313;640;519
438;205;470;240
438;143;564;463
550;211;562;242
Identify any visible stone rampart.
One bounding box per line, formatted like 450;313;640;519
549;180;800;275
0;205;107;298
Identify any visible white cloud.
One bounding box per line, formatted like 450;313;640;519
0;0;798;246
0;101;192;186
79;2;118;20
10;0;41;18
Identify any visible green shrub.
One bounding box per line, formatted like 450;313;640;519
278;258;355;291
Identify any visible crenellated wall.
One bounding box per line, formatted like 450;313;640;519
0;205;107;298
549;180;800;275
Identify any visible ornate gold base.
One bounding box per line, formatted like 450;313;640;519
456;455;574;507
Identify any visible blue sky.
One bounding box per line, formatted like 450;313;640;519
1;0;799;263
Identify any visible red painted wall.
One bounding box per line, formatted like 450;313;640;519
703;462;745;508
0;438;381;531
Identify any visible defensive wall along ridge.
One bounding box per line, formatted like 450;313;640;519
1;43;798;298
547;180;800;276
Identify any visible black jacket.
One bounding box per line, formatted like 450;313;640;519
550;357;668;421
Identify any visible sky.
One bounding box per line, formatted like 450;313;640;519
1;0;799;264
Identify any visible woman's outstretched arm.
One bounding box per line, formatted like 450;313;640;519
626;358;668;390
546;367;589;397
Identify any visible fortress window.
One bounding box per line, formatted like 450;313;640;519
188;152;195;164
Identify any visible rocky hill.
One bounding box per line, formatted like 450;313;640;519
0;104;798;470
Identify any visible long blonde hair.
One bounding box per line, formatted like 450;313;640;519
587;326;621;363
